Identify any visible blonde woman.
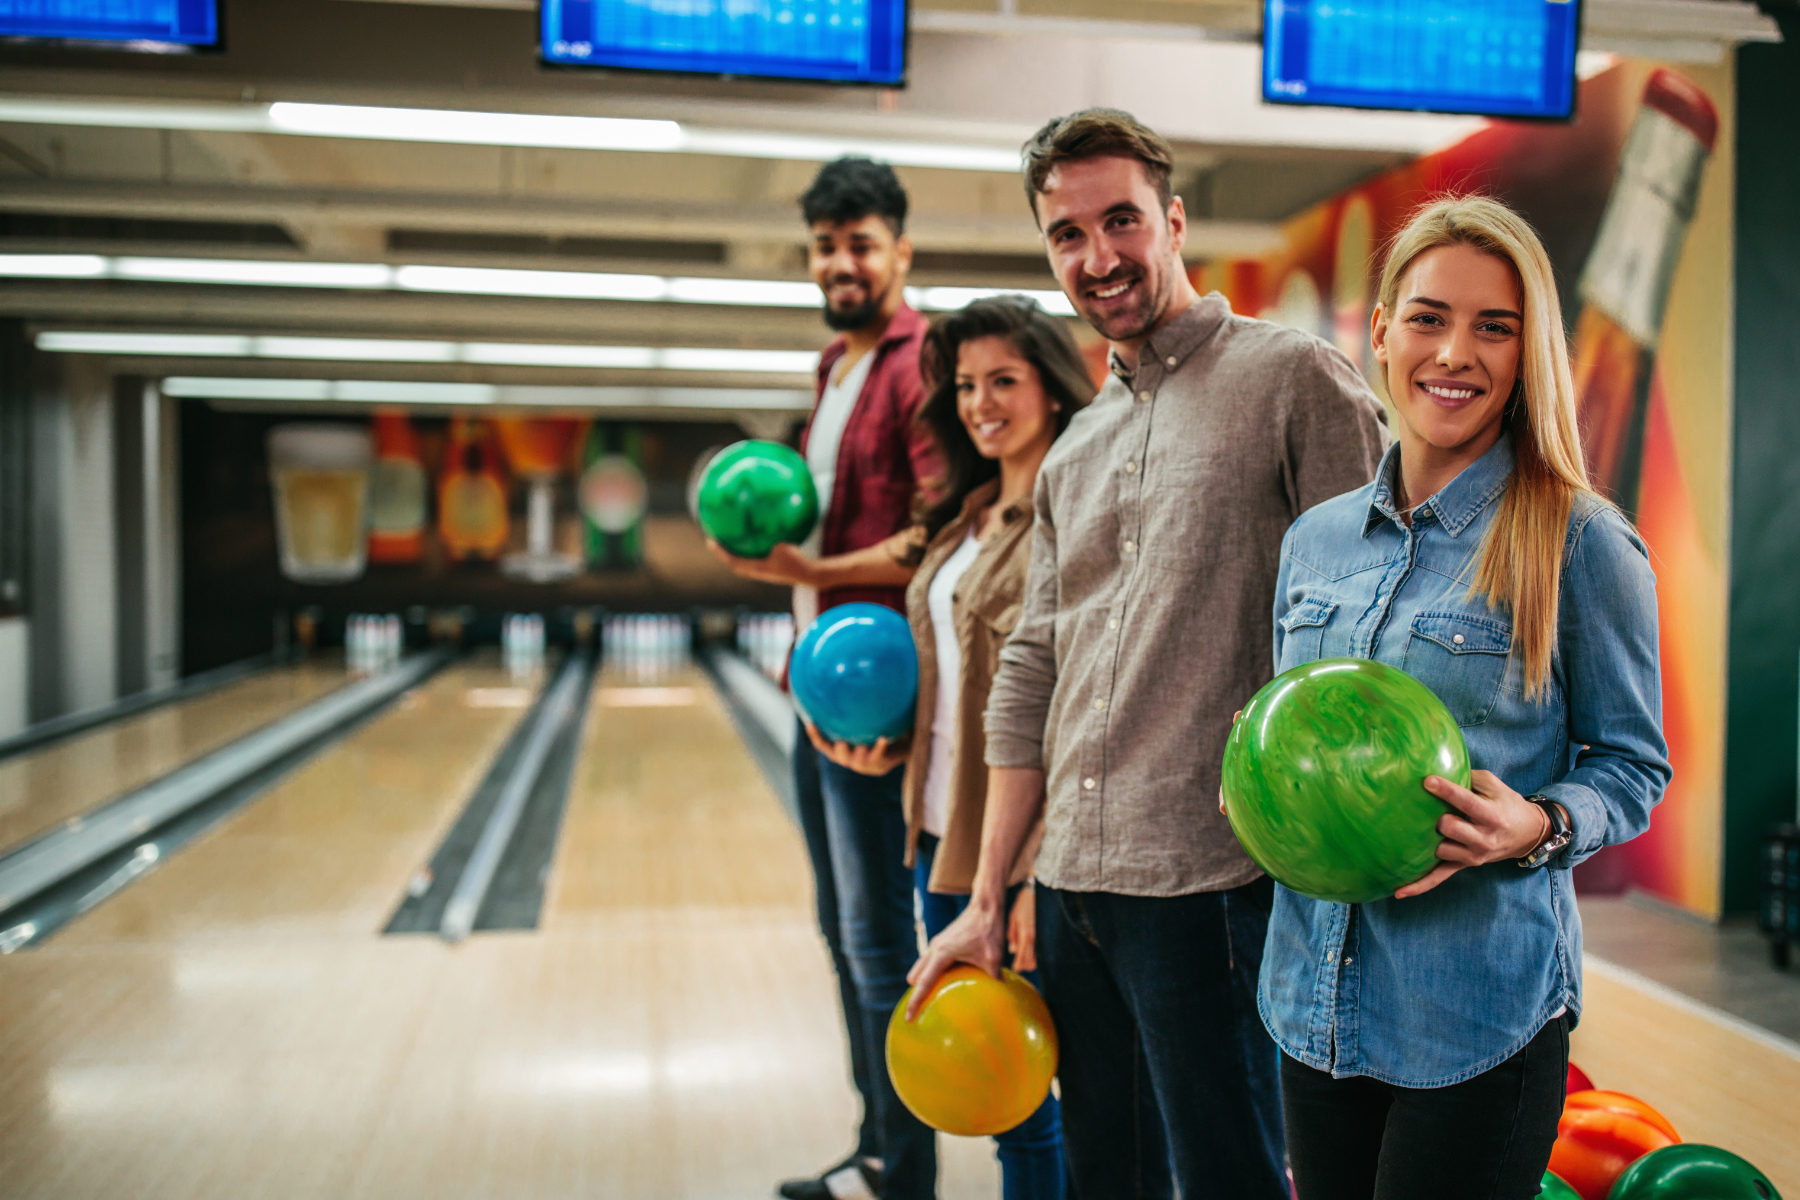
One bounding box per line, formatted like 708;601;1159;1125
1249;196;1670;1199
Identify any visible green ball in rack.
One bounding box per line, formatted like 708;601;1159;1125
695;440;820;560
1220;656;1470;904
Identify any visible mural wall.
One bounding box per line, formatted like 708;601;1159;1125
1195;59;1736;917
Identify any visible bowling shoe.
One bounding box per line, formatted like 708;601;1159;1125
776;1154;883;1200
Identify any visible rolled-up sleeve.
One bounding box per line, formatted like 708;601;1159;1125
984;473;1060;769
1539;505;1672;868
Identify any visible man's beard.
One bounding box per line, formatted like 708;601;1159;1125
822;292;885;332
1076;263;1165;344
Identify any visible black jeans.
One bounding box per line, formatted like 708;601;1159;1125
792;721;936;1200
1036;881;1288;1200
1282;1015;1569;1200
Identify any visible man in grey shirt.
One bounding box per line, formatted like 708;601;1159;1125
907;109;1388;1199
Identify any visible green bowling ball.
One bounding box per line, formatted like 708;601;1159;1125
1220;656;1470;903
695;440;819;559
1607;1144;1781;1200
1542;1172;1583;1200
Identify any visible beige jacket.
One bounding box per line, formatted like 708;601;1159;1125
902;478;1044;893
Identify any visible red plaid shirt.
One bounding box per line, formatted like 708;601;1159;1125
801;303;942;615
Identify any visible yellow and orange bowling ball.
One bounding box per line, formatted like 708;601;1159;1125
885;965;1058;1137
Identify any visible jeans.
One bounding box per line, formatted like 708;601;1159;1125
794;721;937;1200
1035;880;1288;1200
914;834;1064;1200
1281;1015;1569;1200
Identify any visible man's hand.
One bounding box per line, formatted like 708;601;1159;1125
1006;883;1038;973
706;539;817;587
1395;769;1557;899
905;900;1006;1020
804;721;909;776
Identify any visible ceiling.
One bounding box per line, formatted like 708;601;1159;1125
0;0;1778;419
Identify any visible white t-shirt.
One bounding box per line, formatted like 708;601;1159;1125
921;528;983;838
794;348;875;630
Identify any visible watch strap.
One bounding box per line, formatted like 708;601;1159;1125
1517;797;1571;869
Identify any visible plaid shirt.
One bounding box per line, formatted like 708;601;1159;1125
802;303;942;614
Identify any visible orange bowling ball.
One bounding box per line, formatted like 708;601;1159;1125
1563;1090;1681;1144
886;965;1058;1136
1547;1107;1678;1200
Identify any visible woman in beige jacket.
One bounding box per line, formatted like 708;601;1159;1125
810;294;1095;1198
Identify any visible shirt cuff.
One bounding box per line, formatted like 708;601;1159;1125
984;732;1045;770
1535;780;1606;869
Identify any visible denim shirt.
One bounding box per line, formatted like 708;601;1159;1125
1257;434;1670;1087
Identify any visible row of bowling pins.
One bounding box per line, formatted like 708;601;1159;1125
347;614;405;674
604;614;691;681
503;614;547;676
738;613;795;683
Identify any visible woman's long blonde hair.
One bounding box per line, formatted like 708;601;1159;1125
1375;195;1602;698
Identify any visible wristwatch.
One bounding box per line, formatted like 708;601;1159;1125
1517;798;1572;869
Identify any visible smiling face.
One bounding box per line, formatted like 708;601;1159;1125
1035;156;1186;346
955;334;1058;467
809;213;911;332
1373;242;1524;462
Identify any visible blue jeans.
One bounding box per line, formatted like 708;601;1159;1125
915;834;1065;1200
794;722;936;1200
1035;880;1287;1200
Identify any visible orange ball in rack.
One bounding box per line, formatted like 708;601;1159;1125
1562;1090;1681;1144
885;966;1058;1137
1547;1107;1678;1200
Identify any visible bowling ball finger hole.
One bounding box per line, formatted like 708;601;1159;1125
1755;1183;1770;1198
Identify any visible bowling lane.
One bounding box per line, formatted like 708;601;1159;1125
0;654;543;1200
0;660;350;854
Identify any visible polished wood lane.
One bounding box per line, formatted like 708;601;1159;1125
1571;959;1799;1194
0;661;349;854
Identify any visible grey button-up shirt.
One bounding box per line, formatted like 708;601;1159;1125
984;293;1390;896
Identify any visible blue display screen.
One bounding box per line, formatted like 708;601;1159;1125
541;0;907;86
0;0;219;47
1263;0;1579;120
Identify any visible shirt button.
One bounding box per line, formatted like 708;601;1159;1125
1123;461;1138;474
1453;634;1466;645
1122;539;1137;554
1083;777;1097;790
1093;697;1107;712
1326;951;1336;962
1137;389;1152;402
1165;356;1178;368
1107;617;1119;630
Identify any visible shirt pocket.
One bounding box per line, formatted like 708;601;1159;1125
1277;597;1338;669
1400;611;1513;728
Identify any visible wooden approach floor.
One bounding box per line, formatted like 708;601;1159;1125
0;659;999;1199
0;661;349;853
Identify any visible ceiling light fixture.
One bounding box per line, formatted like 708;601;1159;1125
34;330;821;373
1;254;1076;315
0;97;1021;172
160;376;816;410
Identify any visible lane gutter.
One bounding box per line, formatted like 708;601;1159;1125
699;645;798;822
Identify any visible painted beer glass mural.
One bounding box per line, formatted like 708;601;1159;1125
1199;60;1732;915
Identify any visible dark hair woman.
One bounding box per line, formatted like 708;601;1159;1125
811;294;1095;1200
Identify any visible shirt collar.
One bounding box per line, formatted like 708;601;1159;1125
1106;291;1229;380
1363;432;1516;539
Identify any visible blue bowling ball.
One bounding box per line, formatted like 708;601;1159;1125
790;603;919;746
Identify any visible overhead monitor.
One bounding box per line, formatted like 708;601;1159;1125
0;0;221;50
1263;0;1581;120
540;0;908;86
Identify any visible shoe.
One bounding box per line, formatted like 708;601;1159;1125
776;1155;883;1200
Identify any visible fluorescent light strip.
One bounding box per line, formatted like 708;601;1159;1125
0;253;1076;315
162;376;815;410
34;331;820;373
0;98;1021;173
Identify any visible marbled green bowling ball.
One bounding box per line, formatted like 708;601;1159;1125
1607;1144;1781;1200
1221;657;1469;904
695;440;819;559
